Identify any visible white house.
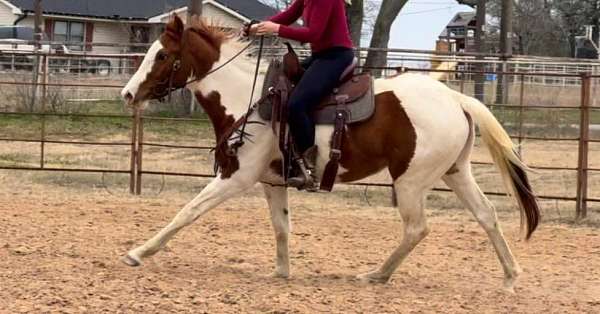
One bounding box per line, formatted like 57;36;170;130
0;0;278;54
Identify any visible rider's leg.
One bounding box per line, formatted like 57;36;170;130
287;48;354;189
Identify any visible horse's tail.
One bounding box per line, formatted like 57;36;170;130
455;92;540;239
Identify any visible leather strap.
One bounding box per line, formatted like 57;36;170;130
320;94;349;191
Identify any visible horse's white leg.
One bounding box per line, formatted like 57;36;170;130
122;176;256;266
443;167;522;292
262;184;290;278
358;183;429;283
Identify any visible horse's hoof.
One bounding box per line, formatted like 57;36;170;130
502;268;521;293
270;270;290;279
122;254;141;267
356;271;390;284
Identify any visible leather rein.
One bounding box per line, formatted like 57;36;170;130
153;20;266;160
152;39;255;103
153;20;262;103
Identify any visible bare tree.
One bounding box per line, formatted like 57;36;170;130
346;0;364;46
363;0;409;76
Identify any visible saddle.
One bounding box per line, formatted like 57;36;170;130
257;44;375;191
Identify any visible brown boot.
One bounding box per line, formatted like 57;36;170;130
287;146;318;191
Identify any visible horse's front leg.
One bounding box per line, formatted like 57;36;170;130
262;184;290;278
122;175;257;266
122;134;275;266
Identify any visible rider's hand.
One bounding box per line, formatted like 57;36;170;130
255;21;280;36
243;24;259;37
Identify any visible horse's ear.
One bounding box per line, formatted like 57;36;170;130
165;15;185;41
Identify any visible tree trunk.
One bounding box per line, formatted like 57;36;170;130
364;0;409;76
473;0;486;102
495;0;512;105
346;0;364;47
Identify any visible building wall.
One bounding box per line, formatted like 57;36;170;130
92;21;132;54
203;3;245;28
0;1;16;25
156;3;245;29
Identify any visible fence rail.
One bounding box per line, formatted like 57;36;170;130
0;48;598;221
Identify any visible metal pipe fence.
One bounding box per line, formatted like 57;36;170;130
0;47;598;221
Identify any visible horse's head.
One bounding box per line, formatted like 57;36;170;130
121;15;226;108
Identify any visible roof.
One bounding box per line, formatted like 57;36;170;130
7;0;277;21
447;12;475;28
439;11;476;38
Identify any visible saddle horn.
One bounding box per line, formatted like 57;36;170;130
283;43;303;83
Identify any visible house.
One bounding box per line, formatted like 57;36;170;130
0;0;278;54
437;12;476;53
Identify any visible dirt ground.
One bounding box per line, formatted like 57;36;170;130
1;175;599;314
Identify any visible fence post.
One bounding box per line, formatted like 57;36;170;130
40;56;48;168
130;109;140;194
517;74;525;155
576;72;591;221
136;117;144;195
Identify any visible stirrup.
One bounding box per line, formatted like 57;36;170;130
287;157;318;192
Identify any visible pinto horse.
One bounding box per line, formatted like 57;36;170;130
120;16;539;291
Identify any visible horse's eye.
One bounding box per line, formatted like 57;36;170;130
156;51;168;61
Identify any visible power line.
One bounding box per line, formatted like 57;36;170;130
399;6;459;16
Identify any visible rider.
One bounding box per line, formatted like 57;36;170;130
251;0;355;190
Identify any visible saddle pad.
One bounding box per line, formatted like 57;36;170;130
312;76;374;125
258;74;375;125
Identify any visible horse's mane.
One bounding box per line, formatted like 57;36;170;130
186;18;241;50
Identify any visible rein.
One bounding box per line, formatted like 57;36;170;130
155;39;256;102
158;20;262;103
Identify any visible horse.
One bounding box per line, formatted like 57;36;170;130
120;16;540;292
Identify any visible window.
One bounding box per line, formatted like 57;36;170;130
53;21;85;50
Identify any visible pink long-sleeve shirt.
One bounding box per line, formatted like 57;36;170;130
269;0;353;52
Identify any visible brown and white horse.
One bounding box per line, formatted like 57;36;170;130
121;16;540;292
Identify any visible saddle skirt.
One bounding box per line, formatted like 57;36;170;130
257;59;375;125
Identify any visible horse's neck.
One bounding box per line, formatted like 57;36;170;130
191;40;264;120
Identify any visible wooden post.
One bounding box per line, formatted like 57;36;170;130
576;73;591;220
40;56;48;169
495;0;512;105
187;0;202;114
130;109;140;194
136;117;144;195
517;73;525;155
30;0;43;112
188;0;202;22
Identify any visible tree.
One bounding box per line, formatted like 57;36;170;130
363;0;409;76
346;0;364;46
555;0;600;56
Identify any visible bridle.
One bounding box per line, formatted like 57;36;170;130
150;20;266;161
153;21;260;103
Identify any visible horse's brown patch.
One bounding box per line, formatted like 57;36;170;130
338;91;416;182
194;91;238;179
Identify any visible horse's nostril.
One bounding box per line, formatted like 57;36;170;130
124;91;134;103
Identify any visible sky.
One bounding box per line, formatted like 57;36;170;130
364;0;474;50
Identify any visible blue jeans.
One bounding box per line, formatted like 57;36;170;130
288;47;354;153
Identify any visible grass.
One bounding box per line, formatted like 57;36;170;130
0;100;215;142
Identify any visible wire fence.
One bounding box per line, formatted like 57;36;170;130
0;45;599;220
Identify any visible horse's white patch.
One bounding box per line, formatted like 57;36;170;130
121;40;164;101
190;39;267;120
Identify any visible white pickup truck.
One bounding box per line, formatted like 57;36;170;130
0;25;111;75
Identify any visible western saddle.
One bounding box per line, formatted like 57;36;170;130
258;44;375;191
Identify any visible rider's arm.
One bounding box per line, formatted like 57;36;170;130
268;0;304;26
277;0;335;43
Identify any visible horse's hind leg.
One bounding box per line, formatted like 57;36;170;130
358;183;429;283
263;184;290;278
443;167;522;292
